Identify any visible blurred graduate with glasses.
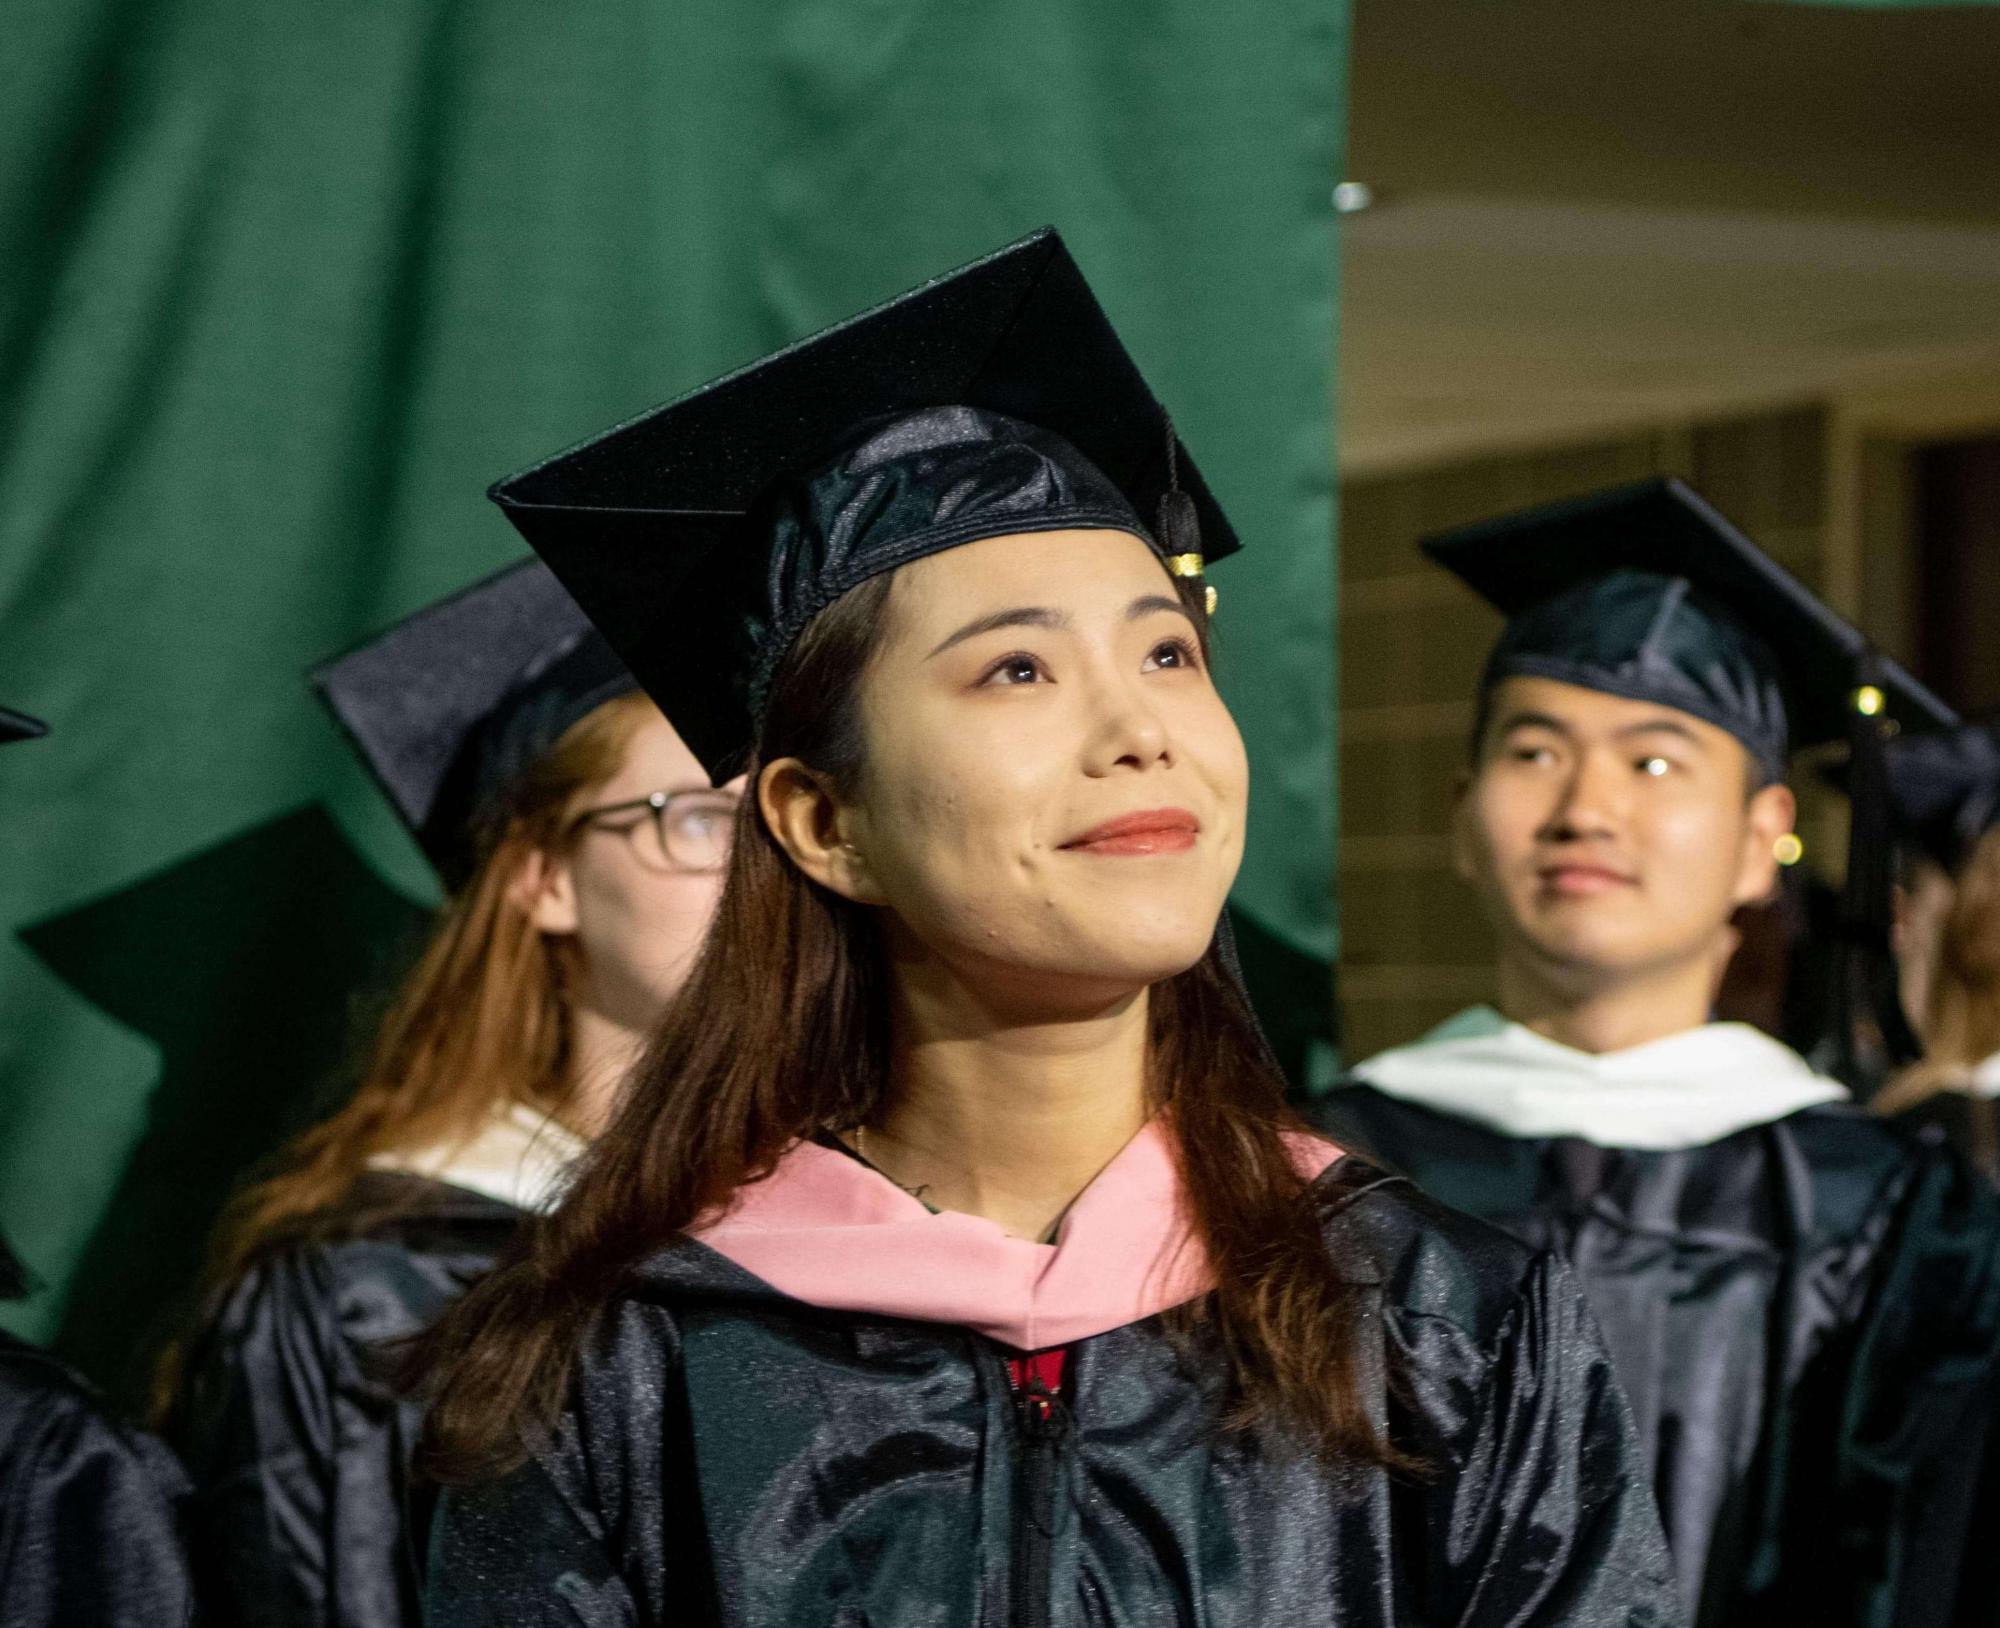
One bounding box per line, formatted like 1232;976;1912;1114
157;564;738;1628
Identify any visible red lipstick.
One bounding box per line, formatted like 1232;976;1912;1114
1062;808;1201;856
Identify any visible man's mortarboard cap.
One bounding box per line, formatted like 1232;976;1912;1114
1423;477;1954;775
1881;720;2000;873
0;707;48;744
310;560;635;886
488;227;1238;783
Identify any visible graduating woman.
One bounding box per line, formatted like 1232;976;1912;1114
413;230;1678;1627
1;707;193;1628
162;563;738;1627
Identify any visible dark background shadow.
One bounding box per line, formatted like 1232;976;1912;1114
1229;904;1339;1100
19;805;426;1407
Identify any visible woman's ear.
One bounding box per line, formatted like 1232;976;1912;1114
758;757;883;905
508;844;580;936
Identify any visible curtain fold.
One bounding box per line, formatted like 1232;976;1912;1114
0;0;1346;1391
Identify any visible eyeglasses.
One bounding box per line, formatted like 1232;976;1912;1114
570;788;740;874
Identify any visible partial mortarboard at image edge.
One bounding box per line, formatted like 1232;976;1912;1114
1882;718;2000;872
1422;476;1957;771
0;707;48;744
489;226;1240;783
2;704;50;1275
310;560;634;886
1;706;48;1289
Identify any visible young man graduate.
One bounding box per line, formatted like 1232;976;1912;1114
1314;479;2000;1628
0;707;196;1628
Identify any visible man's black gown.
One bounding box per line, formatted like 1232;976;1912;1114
172;1171;523;1627
427;1156;1681;1627
1316;1086;2000;1628
0;1323;194;1626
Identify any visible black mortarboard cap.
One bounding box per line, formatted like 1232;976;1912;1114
1425;475;1960;1081
1423;477;1954;775
0;707;48;744
1881;719;2000;873
488;227;1238;782
310;560;635;886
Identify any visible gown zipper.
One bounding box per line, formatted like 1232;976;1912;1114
1006;1357;1071;1628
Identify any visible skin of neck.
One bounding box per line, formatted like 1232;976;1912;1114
561;1000;649;1138
866;952;1153;1243
1494;930;1730;1055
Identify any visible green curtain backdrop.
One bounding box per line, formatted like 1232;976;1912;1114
0;0;1346;1394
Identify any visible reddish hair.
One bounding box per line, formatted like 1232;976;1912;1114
152;691;655;1423
414;571;1402;1481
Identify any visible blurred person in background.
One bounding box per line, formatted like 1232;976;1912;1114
1315;482;2000;1628
157;563;737;1628
0;707;195;1628
1871;719;2000;1177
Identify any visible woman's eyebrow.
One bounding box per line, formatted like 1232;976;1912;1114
925;606;1068;659
1126;593;1188;622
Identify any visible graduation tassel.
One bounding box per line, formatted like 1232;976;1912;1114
1835;651;1921;1089
1156;414;1215;616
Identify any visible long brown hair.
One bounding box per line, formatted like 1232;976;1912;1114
152;691;655;1422
1880;827;2000;1126
415;567;1398;1484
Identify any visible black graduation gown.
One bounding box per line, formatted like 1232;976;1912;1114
172;1170;523;1628
427;1157;1682;1627
0;1327;194;1627
1891;1090;2000;1186
1315;1086;2000;1628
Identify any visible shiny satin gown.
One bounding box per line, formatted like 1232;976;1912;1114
427;1156;1681;1627
0;1325;193;1627
171;1171;522;1627
1317;1086;2000;1628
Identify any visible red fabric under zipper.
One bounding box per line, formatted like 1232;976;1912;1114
1006;1346;1070;1416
